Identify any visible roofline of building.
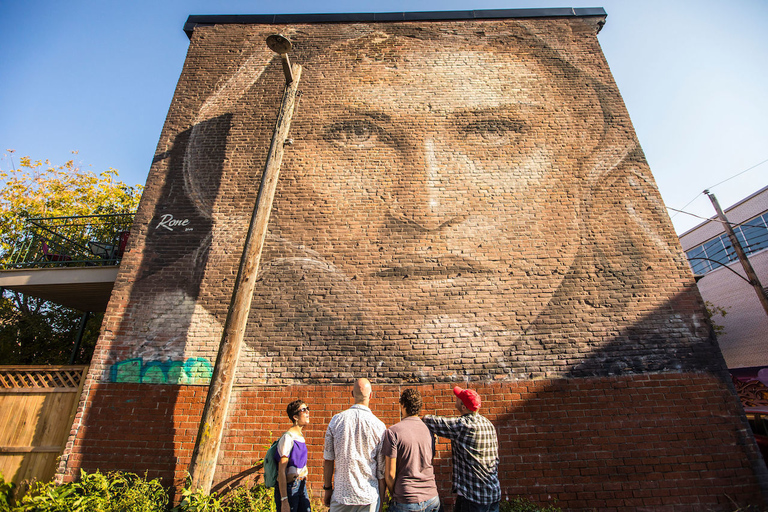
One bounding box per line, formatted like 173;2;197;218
184;7;607;39
677;184;768;239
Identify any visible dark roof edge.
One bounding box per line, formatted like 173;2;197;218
183;7;607;39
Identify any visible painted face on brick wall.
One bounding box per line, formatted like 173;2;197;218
171;28;700;380
258;34;604;343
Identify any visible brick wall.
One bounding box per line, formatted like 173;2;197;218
62;375;766;510
56;13;768;511
84;18;720;386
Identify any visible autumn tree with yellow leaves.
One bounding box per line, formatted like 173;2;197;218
0;150;143;364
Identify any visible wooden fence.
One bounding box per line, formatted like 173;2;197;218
0;365;88;488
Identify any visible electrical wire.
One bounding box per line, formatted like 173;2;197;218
666;206;716;223
669;156;768;219
707;156;768;190
665;207;767;231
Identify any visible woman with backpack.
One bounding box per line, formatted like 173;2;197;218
275;399;312;512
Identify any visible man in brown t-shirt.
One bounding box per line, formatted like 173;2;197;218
382;389;441;512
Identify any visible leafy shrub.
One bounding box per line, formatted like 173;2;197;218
221;484;275;512
172;480;283;512
17;469;167;511
0;472;15;512
500;496;562;512
171;485;224;512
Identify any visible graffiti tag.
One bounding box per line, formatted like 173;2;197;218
109;357;213;385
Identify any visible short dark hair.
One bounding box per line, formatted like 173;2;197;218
286;399;305;423
399;389;422;416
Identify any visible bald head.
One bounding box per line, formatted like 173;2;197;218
352;378;372;404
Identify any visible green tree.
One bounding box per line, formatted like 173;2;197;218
0;150;143;364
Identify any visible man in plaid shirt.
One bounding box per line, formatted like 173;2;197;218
422;387;500;512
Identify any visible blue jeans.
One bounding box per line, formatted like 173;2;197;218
274;478;311;512
389;495;441;512
453;496;498;512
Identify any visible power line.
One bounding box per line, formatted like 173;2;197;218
670;193;704;220
666;206;715;222
669;156;768;219
707;156;768;190
667;206;768;232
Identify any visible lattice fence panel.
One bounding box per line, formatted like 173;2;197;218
0;367;85;390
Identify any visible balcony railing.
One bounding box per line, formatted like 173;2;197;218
1;213;134;269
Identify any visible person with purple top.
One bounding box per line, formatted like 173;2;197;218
276;399;312;512
382;389;441;512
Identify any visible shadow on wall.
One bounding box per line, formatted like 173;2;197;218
493;295;767;510
106;114;233;382
396;287;767;510
59;115;233;494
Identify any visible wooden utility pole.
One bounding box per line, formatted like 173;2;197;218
187;36;301;493
705;189;768;318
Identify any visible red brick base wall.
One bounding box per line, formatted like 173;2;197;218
62;373;767;511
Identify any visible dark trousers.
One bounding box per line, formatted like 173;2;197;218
453;495;499;512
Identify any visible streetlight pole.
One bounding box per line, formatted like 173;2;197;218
704;189;768;318
187;34;302;493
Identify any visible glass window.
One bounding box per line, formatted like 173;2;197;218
686;246;710;274
685;211;768;275
737;214;768;254
703;236;731;267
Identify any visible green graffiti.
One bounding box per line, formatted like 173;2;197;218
109;357;213;385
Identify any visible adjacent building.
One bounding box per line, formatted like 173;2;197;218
679;185;768;372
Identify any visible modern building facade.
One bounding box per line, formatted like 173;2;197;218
56;9;768;510
679;185;768;371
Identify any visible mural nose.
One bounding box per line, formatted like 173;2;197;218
390;137;467;230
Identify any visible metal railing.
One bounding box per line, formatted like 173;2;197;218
1;213;134;269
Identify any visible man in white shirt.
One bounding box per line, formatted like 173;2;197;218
323;378;386;512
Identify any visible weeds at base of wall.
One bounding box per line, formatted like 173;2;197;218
10;469;168;511
172;480;277;512
0;470;280;512
5;471;763;512
0;470;564;512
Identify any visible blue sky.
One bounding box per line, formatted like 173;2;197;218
1;0;766;234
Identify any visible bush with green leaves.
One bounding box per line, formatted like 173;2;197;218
0;472;15;512
172;477;282;512
172;485;224;512
221;484;275;512
16;469;167;512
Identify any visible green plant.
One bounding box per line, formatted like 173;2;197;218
172;485;224;512
221;483;275;512
17;469;167;511
0;472;15;512
704;300;729;336
500;496;562;512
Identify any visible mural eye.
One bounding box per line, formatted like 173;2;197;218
463;118;525;145
325;120;381;147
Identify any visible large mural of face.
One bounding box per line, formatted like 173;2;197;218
125;21;709;384
274;33;600;324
